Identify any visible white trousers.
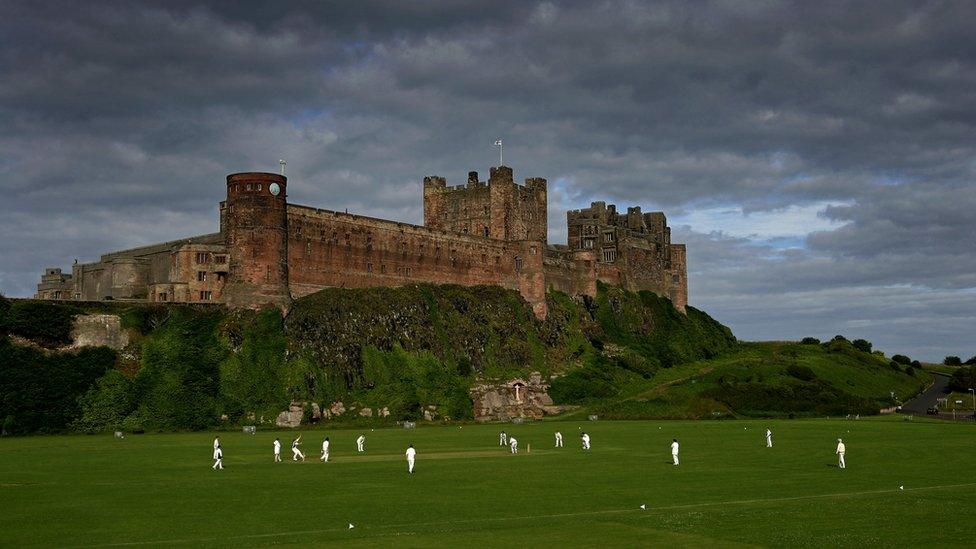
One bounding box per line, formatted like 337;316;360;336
766;437;772;448
321;451;329;462
500;435;507;446
357;442;364;452
407;458;415;473
838;453;845;468
555;437;563;447
510;444;518;454
293;448;305;460
672;453;679;465
212;458;223;469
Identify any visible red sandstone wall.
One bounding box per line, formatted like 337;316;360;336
285;204;549;315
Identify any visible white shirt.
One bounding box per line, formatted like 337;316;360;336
274;440;281;452
582;435;590;443
555;432;562;439
213;448;222;459
322;440;330;452
671;442;679;454
292;439;300;449
213;438;219;449
405;447;417;459
836;442;846;453
357;436;365;444
766;430;772;438
509;437;518;446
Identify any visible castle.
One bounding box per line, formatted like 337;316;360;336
36;166;687;317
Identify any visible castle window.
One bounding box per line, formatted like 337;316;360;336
483;206;489;215
214;255;227;264
530;245;537;255
200;290;212;300
195;252;209;264
197;271;207;282
257;184;262;191
216;273;226;282
367;263;373;273
481;254;487;265
604;231;615;242
602;249;617;263
405;267;412;277
582;238;594;249
672;274;680;283
246;183;252;191
380;264;386;274
483;226;489;237
296;226;302;236
159;292;167;302
266;265;272;282
514;257;523;271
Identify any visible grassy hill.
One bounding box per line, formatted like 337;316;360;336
587;340;930;419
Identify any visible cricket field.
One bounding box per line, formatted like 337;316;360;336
1;417;973;547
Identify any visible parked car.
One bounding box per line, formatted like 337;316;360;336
926;407;939;415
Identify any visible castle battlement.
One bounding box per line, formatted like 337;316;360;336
36;166;688;316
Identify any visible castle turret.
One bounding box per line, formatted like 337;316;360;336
222;172;291;310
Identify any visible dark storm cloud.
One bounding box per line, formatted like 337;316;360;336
1;0;974;359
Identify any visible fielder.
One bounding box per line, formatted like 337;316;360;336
499;431;507;446
836;438;846;469
212;444;223;470
356;434;366;453
405;444;417;474
273;437;282;462
509;436;518;454
320;436;330;462
671;438;680;466
555;431;563;448
766;428;773;448
292;436;305;461
581;432;591;450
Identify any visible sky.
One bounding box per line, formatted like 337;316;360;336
1;1;974;361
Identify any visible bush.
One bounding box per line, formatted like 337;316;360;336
910;360;921;368
891;354;912;365
786;363;817;382
851;339;873;353
889;361;903;372
549;363;619;404
1;300;79;346
831;335;849;342
74;370;136;433
800;337;820;345
965;356;976;366
944;356;962;366
948;366;976;393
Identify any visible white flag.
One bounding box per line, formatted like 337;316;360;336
494;139;503;146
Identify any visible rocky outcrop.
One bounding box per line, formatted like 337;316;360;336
275;401;304;427
470;371;568;421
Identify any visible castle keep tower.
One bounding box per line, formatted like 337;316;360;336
222;172;291;309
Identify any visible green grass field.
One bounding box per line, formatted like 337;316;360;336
2;418;974;547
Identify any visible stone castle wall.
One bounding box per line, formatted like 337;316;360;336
37;166;688;316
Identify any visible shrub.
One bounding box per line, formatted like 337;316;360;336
889;361;902;372
944;356;962;366
851;339;873;353
948;366;976;393
549;363;619;404
910;360;921;368
891;354;912;365
1;300;79;346
831;335;849;342
965;356;976;366
74;370;136;433
800;337;820;345
786;363;817;382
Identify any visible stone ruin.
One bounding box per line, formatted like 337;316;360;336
469;371;575;421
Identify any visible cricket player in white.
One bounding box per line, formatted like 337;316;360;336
356;434;366;453
765;428;773;448
213;436;220;451
292;436;305;461
671;438;680;466
320;436;330;462
405;444;417;474
273;438;282;462
836;438;846;469
212;444;223;470
509;436;518;454
499;431;507;446
581;432;591;450
555;431;563;447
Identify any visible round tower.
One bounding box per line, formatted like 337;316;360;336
222;172;291;310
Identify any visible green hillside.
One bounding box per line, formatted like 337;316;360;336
589;339;931;419
0;287;931;433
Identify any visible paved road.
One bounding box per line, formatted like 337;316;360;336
900;372;951;414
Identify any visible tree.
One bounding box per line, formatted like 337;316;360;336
891;355;912;365
948;367;976;393
851;339;872;353
944;356;962;366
